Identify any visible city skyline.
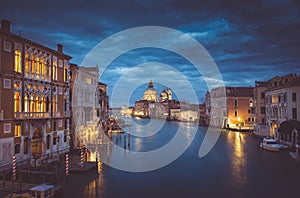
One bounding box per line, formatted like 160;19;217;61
1;0;300;106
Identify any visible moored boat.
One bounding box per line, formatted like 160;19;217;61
260;138;282;152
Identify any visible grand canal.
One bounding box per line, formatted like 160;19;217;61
64;118;300;198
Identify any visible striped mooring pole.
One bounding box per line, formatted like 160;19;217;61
80;149;84;168
12;155;16;181
65;154;69;176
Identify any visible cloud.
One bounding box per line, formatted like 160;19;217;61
1;0;300;106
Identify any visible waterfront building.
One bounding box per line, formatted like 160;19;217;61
179;101;199;122
70;64;104;148
206;87;254;130
199;103;207;126
133;81;184;120
180;110;198;122
205;87;227;127
96;82;109;131
252;81;269;136
264;74;300;139
226;87;254;129
134;80;159;117
120;105;133;117
133;100;150;117
0;20;71;171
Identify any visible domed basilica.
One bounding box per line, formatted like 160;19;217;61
142;80;158;102
134;80;179;119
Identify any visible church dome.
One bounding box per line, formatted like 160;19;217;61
160;90;168;102
142;81;158;102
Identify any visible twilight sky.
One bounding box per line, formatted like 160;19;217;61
1;0;300;106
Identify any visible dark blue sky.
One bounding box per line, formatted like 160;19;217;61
1;0;300;106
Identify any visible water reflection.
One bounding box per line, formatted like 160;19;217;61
84;152;105;198
228;132;247;186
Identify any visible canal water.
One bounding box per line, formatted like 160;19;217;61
64;118;300;198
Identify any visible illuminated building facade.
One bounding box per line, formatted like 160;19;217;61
264;74;300;138
70;65;98;148
206;87;253;129
0;20;71;171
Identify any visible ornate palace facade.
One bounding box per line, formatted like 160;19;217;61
0;20;71;171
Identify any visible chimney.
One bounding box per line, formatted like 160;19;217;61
1;19;11;33
57;44;63;53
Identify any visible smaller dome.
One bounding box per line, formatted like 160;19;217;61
160;90;168;102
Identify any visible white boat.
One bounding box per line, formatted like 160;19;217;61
260;138;282;152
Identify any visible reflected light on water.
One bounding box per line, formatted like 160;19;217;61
83;151;105;197
229;132;247;186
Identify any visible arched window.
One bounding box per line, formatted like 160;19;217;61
52;95;57;113
64;66;68;82
46;135;51;149
46;96;50;112
42;96;46;112
30;95;35;113
14;144;21;154
24;94;29;112
14;91;21;112
41;58;46;77
53;60;57;80
15;50;21;73
25;53;29;76
31;54;35;73
35;57;40;74
36;96;41;112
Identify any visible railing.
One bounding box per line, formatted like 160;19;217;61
15;112;50;119
25;72;51;82
53;111;61;117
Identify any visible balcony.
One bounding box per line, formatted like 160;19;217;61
15;112;50;119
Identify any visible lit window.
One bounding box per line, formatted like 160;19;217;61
41;58;46;76
35;57;40;74
36;96;41;112
31;55;35;73
14;91;21;112
53;60;57;80
14;50;21;73
14;124;21;137
42;96;46;112
64;66;68;82
25;53;29;75
30;95;35;113
52;96;57;113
